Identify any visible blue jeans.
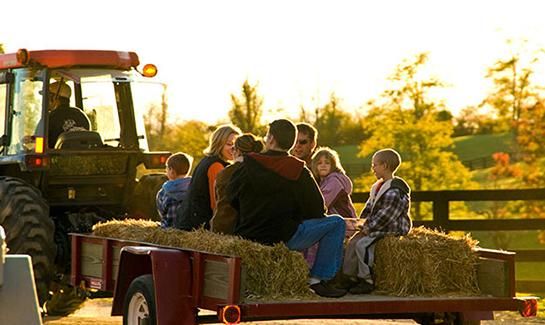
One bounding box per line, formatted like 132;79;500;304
286;215;345;280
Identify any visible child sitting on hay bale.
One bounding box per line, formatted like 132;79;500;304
343;148;412;294
156;152;193;228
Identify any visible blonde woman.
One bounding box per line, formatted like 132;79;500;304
175;124;242;230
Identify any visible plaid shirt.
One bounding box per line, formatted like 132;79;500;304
361;187;412;237
156;177;191;228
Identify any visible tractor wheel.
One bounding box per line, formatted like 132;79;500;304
128;173;167;221
123;274;156;325
0;176;56;304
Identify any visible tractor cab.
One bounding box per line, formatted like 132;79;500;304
0;50;168;197
0;49;170;304
0;50;161;155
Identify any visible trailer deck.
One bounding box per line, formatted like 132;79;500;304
70;233;538;324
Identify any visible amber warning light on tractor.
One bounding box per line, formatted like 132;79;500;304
35;136;44;154
16;48;30;65
142;64;157;77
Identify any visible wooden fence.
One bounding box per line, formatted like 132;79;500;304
352;188;545;292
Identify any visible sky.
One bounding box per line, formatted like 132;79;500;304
3;0;545;124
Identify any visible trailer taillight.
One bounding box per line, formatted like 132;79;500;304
220;305;241;324
25;154;49;170
520;298;538;317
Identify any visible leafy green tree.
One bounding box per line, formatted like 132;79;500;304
0;44;4;54
483;41;545;243
483;40;544;135
228;80;265;134
516;100;545;243
453;106;499;136
482;152;523;249
145;118;210;162
299;93;366;146
358;53;475;219
165;120;211;162
143;84;168;150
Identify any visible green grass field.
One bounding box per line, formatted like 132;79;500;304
334;131;515;165
451;132;515;161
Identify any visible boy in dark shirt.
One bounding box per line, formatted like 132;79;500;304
156;152;192;228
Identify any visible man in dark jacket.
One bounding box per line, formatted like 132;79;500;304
227;119;346;298
45;81;91;148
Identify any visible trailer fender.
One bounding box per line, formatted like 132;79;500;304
111;246;195;325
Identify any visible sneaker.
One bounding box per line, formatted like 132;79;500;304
348;280;374;294
310;281;348;298
335;277;359;290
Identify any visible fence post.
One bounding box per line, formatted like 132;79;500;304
433;196;449;231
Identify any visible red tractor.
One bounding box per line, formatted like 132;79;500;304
0;49;169;302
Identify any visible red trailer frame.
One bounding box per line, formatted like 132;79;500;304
70;234;538;324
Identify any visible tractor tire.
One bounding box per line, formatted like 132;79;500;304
0;176;56;304
123;274;156;325
127;173;167;221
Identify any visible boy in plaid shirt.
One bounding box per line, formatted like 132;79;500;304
156;152;193;228
342;148;412;294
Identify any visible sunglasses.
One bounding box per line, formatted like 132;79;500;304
297;139;309;145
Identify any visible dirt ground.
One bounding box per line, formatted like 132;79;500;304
43;298;544;325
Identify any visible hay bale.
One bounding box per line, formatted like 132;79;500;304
374;226;480;297
93;219;313;300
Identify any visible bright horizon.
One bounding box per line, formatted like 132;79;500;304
3;0;545;124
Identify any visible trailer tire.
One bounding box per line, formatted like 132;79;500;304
0;176;56;304
123;274;156;325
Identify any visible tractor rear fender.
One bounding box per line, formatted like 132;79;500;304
111;246;195;324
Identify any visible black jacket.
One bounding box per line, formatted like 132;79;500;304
228;150;326;245
48;105;91;148
175;155;228;230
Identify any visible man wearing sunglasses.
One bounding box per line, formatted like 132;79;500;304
291;123;318;165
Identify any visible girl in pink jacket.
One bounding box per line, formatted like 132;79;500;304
311;147;358;222
303;147;359;267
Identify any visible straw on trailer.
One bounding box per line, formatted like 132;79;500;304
373;226;480;296
93;219;313;300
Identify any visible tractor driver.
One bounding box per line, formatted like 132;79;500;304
43;81;91;148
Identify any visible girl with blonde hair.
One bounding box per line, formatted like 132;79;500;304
311;147;357;232
176;124;242;230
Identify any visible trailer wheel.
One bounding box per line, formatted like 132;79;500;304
0;176;56;304
123;274;156;325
